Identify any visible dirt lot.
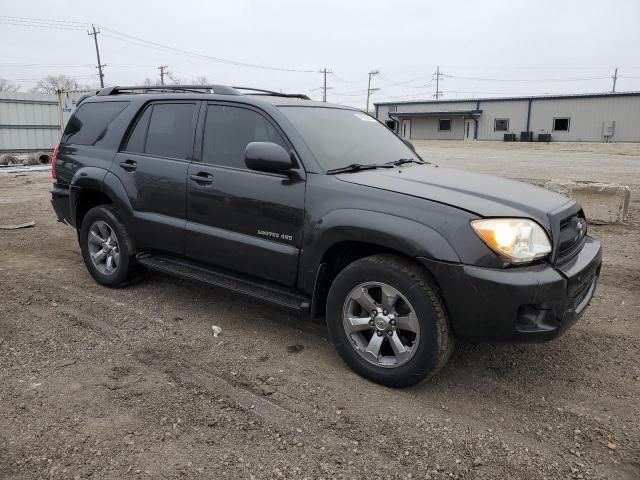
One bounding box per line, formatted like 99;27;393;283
1;143;639;479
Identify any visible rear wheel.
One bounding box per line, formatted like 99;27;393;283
326;254;452;387
79;206;137;287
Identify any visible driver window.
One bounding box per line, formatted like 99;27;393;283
202;105;287;168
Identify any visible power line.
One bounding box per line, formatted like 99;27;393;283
0;15;88;33
377;73;433;88
99;26;316;73
0;14;316;74
3;14;640;94
2;74;97;82
437;63;640;71
0;63;94;68
0;15;88;27
331;73;365;84
443;73;611;82
0;20;85;31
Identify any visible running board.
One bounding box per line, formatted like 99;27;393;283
136;254;311;312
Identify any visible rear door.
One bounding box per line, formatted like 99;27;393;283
185;102;306;287
113;101;198;255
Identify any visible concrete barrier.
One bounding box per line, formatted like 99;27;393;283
544;180;631;224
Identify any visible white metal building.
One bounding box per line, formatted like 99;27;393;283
0;90;88;153
0;92;59;153
374;92;640;143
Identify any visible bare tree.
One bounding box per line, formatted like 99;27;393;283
142;77;156;86
167;72;185;85
192;76;209;85
0;78;20;92
30;75;80;94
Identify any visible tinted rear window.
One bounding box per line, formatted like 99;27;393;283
124;103;196;159
62;101;128;146
124;106;152;153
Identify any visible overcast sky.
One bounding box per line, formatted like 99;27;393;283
1;0;640;107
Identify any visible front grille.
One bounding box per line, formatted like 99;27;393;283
557;211;587;262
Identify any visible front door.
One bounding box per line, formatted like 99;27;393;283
186;103;305;287
464;119;476;141
401;119;412;139
112;101;198;255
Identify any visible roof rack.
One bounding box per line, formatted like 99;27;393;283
96;84;310;100
96;85;239;96
232;86;310;100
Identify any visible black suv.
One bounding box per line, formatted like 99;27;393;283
51;85;602;387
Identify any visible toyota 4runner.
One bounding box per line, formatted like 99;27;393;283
51;85;602;387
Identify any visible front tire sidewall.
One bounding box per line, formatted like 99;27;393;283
327;257;448;388
79;206;133;287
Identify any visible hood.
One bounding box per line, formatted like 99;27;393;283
336;164;574;229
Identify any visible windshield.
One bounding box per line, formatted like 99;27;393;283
279;106;419;171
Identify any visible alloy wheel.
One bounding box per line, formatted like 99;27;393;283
342;282;420;368
87;220;120;276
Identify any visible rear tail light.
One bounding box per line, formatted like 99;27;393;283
51;143;59;179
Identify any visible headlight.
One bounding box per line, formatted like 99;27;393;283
471;218;551;264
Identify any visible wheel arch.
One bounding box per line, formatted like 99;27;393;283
305;210;460;318
71;169;134;237
69;167;110;228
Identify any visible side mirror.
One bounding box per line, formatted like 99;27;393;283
402;138;416;152
245;142;292;173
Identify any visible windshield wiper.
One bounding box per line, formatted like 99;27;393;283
326;163;395;174
386;158;426;166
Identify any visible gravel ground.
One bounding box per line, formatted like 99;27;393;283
1;144;639;480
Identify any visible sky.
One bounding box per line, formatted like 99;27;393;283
1;0;640;108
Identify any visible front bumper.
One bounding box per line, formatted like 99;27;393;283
419;236;602;342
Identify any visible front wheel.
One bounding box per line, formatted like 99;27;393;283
326;254;452;388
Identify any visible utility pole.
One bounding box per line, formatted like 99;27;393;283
319;68;333;102
366;70;380;113
612;67;618;93
87;24;105;88
433;65;444;100
158;65;168;86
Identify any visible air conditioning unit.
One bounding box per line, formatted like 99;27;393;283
503;133;517;142
538;133;552;142
520;131;533;142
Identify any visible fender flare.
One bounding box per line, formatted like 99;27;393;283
68;169;134;229
314;208;460;261
68;167;108;227
301;208;461;295
102;171;135;221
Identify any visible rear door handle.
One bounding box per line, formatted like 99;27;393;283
119;160;137;172
190;173;213;185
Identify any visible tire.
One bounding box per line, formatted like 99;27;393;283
79;205;138;287
326;254;452;388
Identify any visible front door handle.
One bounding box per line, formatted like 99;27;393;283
190;173;213;185
119;160;137;172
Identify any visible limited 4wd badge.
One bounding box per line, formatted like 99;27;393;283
257;229;293;242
